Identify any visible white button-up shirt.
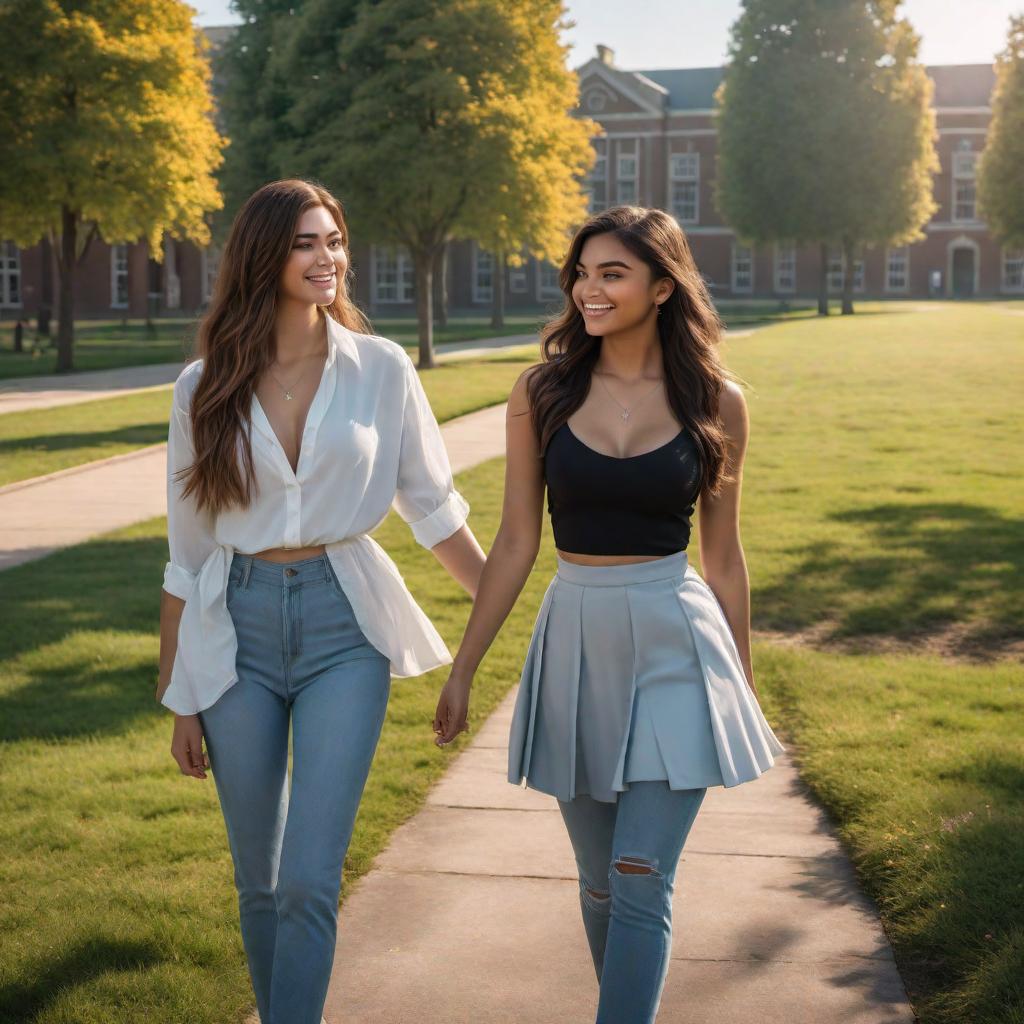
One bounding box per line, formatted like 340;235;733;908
161;315;470;715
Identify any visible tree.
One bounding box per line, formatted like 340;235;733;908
276;0;593;366
0;0;226;371
715;0;938;315
978;16;1024;248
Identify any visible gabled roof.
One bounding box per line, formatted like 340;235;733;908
926;64;995;107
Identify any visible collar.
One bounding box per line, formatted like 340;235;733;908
325;313;362;371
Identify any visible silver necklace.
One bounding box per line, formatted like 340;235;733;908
595;371;664;422
268;339;328;401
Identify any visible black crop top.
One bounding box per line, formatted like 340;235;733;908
543;421;702;556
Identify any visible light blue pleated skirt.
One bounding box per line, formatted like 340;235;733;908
507;551;786;803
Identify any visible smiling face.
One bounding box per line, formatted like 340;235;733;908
571;231;673;338
278;204;349;308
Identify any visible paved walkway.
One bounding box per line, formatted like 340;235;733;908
0;334;538;416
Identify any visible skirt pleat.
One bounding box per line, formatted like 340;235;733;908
507;551;785;803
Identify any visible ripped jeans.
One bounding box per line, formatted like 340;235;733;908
557;782;707;1024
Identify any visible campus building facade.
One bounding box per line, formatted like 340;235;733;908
2;36;1020;326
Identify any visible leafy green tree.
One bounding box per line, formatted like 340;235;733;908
978;16;1024;248
715;0;937;314
278;0;591;366
0;0;225;370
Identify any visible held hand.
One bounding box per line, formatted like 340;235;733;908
171;713;209;779
433;673;472;747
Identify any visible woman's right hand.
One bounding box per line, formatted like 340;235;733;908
171;713;210;780
433;672;472;747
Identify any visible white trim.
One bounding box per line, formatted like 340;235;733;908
934;106;991;115
951;144;978;223
536;260;562;300
937;127;988;135
926;221;987;231
508;257;528;293
884;246;910;294
0;241;22;308
666;108;717;116
577;62;666;116
1001;247;1024;293
668;149;700;224
371;243;414;305
826;247;865;293
472;244;494;304
615;136;639;205
773;243;796;294
946;235;980;297
110;243;129;309
730;242;754;294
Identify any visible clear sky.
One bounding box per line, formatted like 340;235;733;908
189;0;1021;67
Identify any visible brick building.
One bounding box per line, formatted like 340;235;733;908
3;35;1020;325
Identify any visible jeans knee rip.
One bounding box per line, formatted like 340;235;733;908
613;854;661;877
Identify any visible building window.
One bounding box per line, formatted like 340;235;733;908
586;139;608;213
373;245;414;304
885;247;910;293
616;139;638;205
1003;248;1024;292
537;260;562;299
669;152;699;224
201;244;221;304
731;243;753;294
111;244;129;308
473;246;493;304
952;143;977;222
508;253;528;293
827;247;864;292
773;243;796;293
1;242;21;308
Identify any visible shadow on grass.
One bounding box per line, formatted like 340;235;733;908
0;424;168;456
0;936;163;1021
0;533;169;742
753;501;1024;653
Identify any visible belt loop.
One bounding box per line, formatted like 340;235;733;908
240;555;254;588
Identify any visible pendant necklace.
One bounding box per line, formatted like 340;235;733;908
595;371;664;422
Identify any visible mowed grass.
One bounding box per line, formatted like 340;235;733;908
0;457;554;1024
0;351;536;487
710;301;1023;1024
0;302;1021;1022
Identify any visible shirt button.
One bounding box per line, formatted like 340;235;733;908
285;568;298;577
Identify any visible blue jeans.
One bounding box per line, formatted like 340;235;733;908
557;782;707;1024
198;552;391;1024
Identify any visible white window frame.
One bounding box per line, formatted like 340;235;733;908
1002;247;1024;293
473;245;494;304
200;243;221;304
669;151;700;224
536;260;562;300
508;252;528;293
885;246;910;293
587;138;608;213
616;138;639;206
773;243;796;293
110;243;129;309
827;247;864;293
1;241;22;308
372;244;414;304
952;143;977;223
731;243;754;294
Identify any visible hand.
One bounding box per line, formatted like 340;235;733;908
171;713;210;779
433;672;472;747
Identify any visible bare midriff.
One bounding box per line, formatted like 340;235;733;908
246;543;328;563
556;549;674;566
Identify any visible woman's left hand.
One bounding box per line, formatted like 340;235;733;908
433;673;472;746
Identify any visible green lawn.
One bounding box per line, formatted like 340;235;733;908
0;302;1021;1022
0;316;540;381
0;351;536;488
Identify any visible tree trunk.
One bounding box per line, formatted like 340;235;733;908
414;248;435;369
56;205;77;372
490;251;506;330
841;237;855;315
818;242;829;316
432;242;448;328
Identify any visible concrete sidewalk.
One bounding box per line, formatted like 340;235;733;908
322;696;914;1023
0;403;508;572
0;334;538;415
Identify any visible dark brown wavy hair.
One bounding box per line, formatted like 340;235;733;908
527;205;736;497
177;179;371;517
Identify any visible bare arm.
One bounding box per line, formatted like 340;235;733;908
428;524;487;598
433;368;546;744
697;380;758;698
157;589;185;704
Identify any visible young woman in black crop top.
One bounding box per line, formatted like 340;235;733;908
433;206;784;1024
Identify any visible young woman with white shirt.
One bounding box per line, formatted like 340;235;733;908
433;206;784;1024
156;178;486;1024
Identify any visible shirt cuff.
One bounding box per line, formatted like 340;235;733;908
162;561;197;601
408;489;470;549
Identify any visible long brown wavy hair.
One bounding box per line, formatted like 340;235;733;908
178;179;371;517
527;205;736;497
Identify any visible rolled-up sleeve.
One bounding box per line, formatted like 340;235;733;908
392;354;470;549
163;380;217;599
